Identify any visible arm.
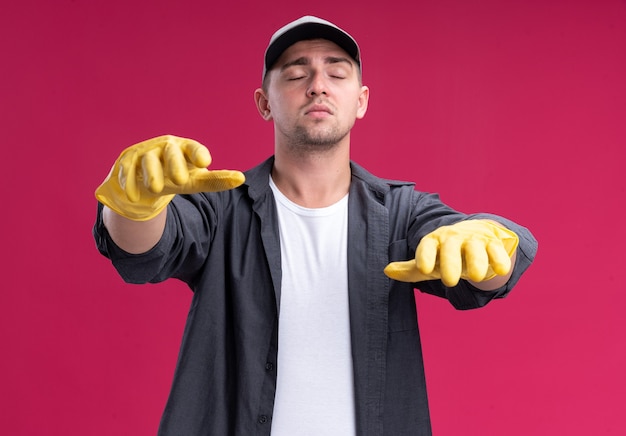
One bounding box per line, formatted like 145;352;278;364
95;135;244;254
385;219;521;288
96;135;244;254
102;206;166;254
414;215;536;310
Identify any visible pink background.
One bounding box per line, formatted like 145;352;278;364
2;0;625;434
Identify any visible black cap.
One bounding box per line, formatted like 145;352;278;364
263;15;361;78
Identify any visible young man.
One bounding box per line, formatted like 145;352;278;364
94;16;537;436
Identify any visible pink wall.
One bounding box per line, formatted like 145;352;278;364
2;0;625;434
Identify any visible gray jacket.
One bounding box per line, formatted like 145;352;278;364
94;157;537;435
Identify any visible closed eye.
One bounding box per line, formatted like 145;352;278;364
328;69;348;80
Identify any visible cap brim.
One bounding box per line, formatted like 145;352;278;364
264;21;360;77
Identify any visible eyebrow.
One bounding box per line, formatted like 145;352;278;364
280;56;354;72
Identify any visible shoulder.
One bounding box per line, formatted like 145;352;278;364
350;161;415;194
348;161;433;223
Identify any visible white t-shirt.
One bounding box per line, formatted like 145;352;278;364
269;177;356;436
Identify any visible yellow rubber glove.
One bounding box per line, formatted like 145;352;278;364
95;135;245;221
384;220;519;287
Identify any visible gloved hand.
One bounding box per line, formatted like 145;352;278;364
384;220;519;287
95;135;245;221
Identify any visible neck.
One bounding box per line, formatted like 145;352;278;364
272;143;351;208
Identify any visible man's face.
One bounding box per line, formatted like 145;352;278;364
262;39;369;152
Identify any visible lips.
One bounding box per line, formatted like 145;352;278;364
305;103;332;115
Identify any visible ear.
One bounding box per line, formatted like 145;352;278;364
356;85;369;119
254;88;273;121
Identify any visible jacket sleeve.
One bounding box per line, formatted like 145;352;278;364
393;188;538;310
92;193;219;286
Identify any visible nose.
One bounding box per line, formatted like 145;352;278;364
306;73;327;97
